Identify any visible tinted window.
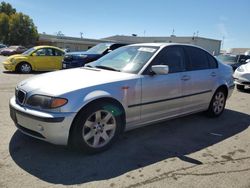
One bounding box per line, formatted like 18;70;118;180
54;49;64;56
185;46;209;71
207;54;218;69
110;44;126;51
35;48;53;56
150;46;185;73
238;55;250;63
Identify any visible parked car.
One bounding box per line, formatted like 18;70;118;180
2;45;65;73
216;54;250;70
62;43;127;69
233;59;250;90
0;44;7;49
10;43;234;153
0;45;27;56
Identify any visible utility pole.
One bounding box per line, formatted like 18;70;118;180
221;36;225;50
80;32;83;39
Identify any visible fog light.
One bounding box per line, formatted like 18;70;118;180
38;125;44;131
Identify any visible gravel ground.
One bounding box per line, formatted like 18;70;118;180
0;55;250;188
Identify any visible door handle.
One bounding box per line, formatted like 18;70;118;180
181;75;191;81
210;72;216;77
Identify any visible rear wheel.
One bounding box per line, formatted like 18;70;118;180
70;102;124;153
236;84;244;90
207;89;226;117
17;62;32;73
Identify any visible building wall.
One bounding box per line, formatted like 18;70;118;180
38;34;222;55
229;48;250;55
103;35;221;55
38;34;106;51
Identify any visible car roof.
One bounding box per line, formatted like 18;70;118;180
34;45;64;51
129;43;209;51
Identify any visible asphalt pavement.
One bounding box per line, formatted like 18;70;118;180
0;55;249;188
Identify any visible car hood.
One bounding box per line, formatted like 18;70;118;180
222;61;237;65
241;63;250;72
8;54;27;60
17;68;138;96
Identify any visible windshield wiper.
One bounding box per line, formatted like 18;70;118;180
95;65;120;72
84;64;94;68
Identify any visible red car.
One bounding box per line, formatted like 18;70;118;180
0;46;27;56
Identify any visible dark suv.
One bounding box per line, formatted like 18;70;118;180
216;54;250;70
62;43;127;69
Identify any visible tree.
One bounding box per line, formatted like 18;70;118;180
0;2;38;46
0;1;16;15
0;12;9;43
8;13;38;46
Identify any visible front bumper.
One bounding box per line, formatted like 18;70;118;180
62;62;83;69
2;61;16;71
233;72;250;86
9;97;77;145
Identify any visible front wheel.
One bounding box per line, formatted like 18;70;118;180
70;102;124;153
207;89;226;117
17;62;32;73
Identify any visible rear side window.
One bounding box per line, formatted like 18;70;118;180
207;54;218;69
150;46;185;73
54;49;64;56
185;46;210;71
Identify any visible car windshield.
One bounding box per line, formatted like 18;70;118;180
85;43;112;55
87;46;159;74
9;46;18;49
22;47;35;55
216;55;237;63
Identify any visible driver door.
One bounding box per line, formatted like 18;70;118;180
140;46;186;123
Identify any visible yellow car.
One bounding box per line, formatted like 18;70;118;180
2;46;65;73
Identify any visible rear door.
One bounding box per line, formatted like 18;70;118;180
181;46;218;112
140;46;186;122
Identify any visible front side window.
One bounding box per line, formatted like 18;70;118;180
185;46;209;71
87;46;159;74
148;46;185;73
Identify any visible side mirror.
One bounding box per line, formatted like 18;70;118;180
107;49;112;53
32;53;37;56
151;65;169;75
246;59;250;63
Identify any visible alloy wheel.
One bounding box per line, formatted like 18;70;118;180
20;63;31;73
82;110;116;148
212;91;225;115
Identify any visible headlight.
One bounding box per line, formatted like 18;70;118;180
26;95;68;109
10;58;16;64
236;66;244;72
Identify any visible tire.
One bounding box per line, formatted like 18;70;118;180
236;84;244;90
207;89;226;117
17;62;32;73
70;101;124;153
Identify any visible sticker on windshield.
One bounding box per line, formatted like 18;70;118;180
138;47;156;53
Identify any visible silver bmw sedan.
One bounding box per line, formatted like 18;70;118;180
10;43;235;153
